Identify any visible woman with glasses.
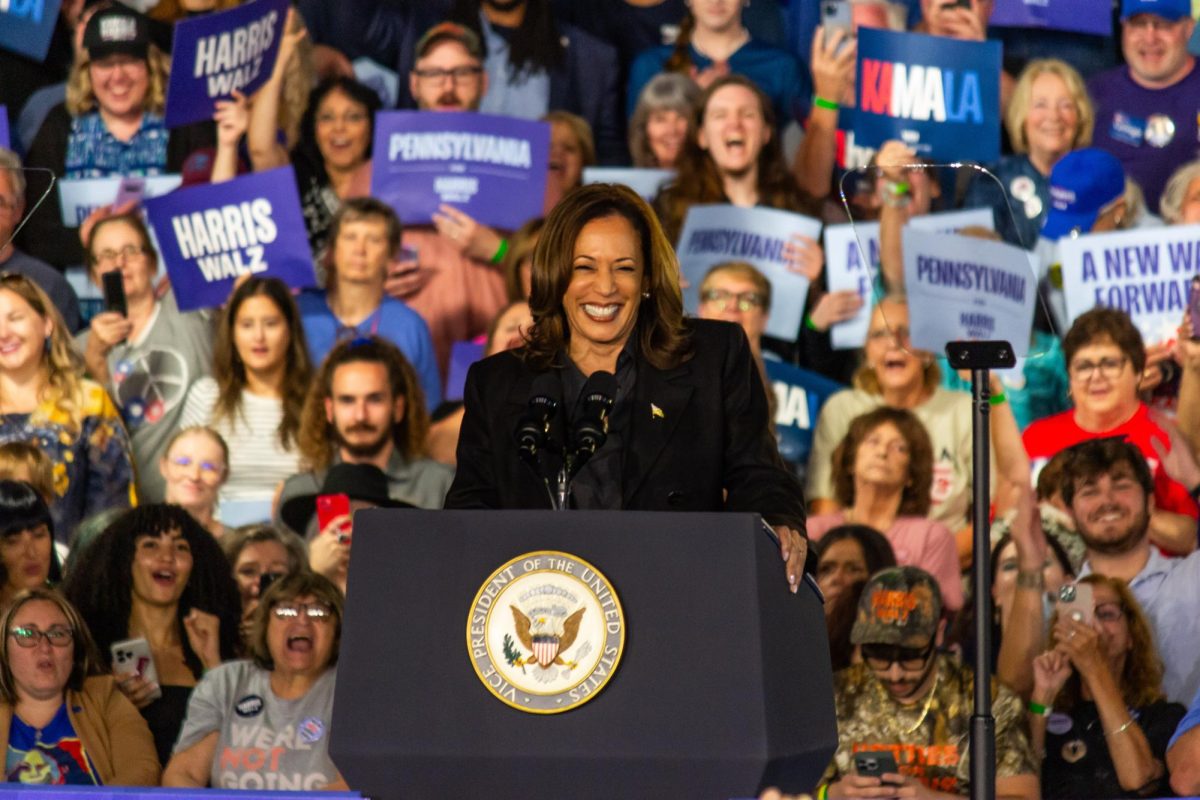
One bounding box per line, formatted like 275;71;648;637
77;213;214;504
159;427;231;539
163;571;348;790
1030;574;1185;798
0;273;134;542
807;295;1030;556
0;481;64;615
0;588;160;785
1022;307;1199;554
62;505;241;766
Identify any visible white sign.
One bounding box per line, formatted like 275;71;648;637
58;175;182;227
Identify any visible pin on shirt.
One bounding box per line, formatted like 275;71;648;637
650;403;664;420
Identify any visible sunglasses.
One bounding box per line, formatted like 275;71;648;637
861;641;935;671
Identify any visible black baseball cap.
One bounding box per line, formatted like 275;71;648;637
83;5;151;61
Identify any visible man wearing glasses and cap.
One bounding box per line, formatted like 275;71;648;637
816;566;1038;800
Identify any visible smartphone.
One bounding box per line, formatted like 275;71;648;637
316;492;351;534
111;637;163;702
1057;582;1094;627
101;269;127;317
855;751;900;781
258;571;281;597
1189;276;1200;340
113;176;146;209
822;0;854;49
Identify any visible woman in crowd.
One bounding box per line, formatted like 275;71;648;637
289;77;381;257
628;73;699;169
447;183;809;589
20;5;213;269
0;273;134;541
78;212;214;504
1030;574;1185;798
221;525;308;648
164;572;348;790
159;427;231;539
0;442;56;505
1022;307;1198;555
962;59;1093;249
501;218;544;302
544;111;594;209
181;277;313;513
808;407;962;611
1159;159;1200;225
626;0;801;133
62;504;241;765
0;588;160;785
0;481;63;614
813;523;896;611
806;296;1029;565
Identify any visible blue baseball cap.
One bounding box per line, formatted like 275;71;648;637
1121;0;1191;21
1041;149;1125;241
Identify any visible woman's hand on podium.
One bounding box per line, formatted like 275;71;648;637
778;525;807;594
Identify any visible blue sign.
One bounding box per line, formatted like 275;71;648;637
991;0;1111;37
764;360;844;469
445;340;485;402
144;166;315;311
0;0;60;61
854;28;1001;163
0;106;9;151
164;0;288;128
371;111;549;231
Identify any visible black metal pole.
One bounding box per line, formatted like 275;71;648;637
969;367;995;800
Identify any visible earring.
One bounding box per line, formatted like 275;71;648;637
642;291;650;299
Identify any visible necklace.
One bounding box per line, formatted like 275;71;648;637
896;667;940;735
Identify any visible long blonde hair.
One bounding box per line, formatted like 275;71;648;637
66;44;172;117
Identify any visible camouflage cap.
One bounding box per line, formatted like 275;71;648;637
850;566;942;647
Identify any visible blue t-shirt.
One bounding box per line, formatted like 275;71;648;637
64;111;170;180
961;154;1049;251
296;290;443;409
5;704;101;785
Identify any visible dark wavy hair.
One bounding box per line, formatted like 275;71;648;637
292;77;382;187
0;480;63;588
1062;306;1147;385
654;74;812;243
450;0;564;76
1059;437;1154;509
61;505;242;678
814;524;898;580
213;277;313;450
0;588;104;703
525;183;692;371
831;407;935;516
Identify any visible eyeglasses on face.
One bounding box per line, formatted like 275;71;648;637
9;625;73;648
92;244;148;266
1068;355;1127;381
413;66;483;84
272;602;333;621
861;641;935;671
700;288;765;313
1094;602;1125;624
168;455;225;479
866;325;912;344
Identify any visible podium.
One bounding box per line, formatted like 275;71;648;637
331;510;836;799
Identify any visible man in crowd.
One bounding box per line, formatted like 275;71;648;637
1088;0;1199;211
390;22;509;378
276;336;454;538
1062;437;1200;705
817;566;1038;800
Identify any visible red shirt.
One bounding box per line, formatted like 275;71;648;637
1023;403;1199;525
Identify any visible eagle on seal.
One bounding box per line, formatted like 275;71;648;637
510;606;585;669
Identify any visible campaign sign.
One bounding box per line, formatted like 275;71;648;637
990;0;1111;37
164;0;288;128
854;28;1001;163
765;359;844;470
445;340;485;402
58;175;183;226
824;207;995;349
0;106;9;151
903;227;1038;356
583;167;674;201
676;204;821;341
144;166;315;311
0;0;60;61
371;111;549;231
1059;225;1200;345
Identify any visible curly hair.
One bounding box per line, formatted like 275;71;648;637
0;273;86;434
65;44;171;117
247;571;343;672
1050;574;1165;710
61;504;242;678
654;75;812;243
297;336;430;470
831;407;934;516
524;182;692;371
292;78;381;188
0;588;104;703
213;277;312;450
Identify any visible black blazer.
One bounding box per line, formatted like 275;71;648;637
446;319;806;533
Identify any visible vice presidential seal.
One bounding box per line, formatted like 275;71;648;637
467;551;625;714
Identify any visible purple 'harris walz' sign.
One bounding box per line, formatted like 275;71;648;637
371;111;549;231
144;166;315;311
164;0;288;128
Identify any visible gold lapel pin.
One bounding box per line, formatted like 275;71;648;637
651;403;664;420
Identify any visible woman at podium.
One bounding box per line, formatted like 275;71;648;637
446;183;810;589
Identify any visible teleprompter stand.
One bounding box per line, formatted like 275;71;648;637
330;510;836;800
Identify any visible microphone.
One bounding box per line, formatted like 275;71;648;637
568;370;617;472
515;372;561;467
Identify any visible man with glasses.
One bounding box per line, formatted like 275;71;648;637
816;566;1038;800
1088;0;1199;211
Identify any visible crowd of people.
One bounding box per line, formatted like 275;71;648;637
6;0;1200;796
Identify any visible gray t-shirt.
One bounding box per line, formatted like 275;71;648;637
174;660;339;791
74;292;213;503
